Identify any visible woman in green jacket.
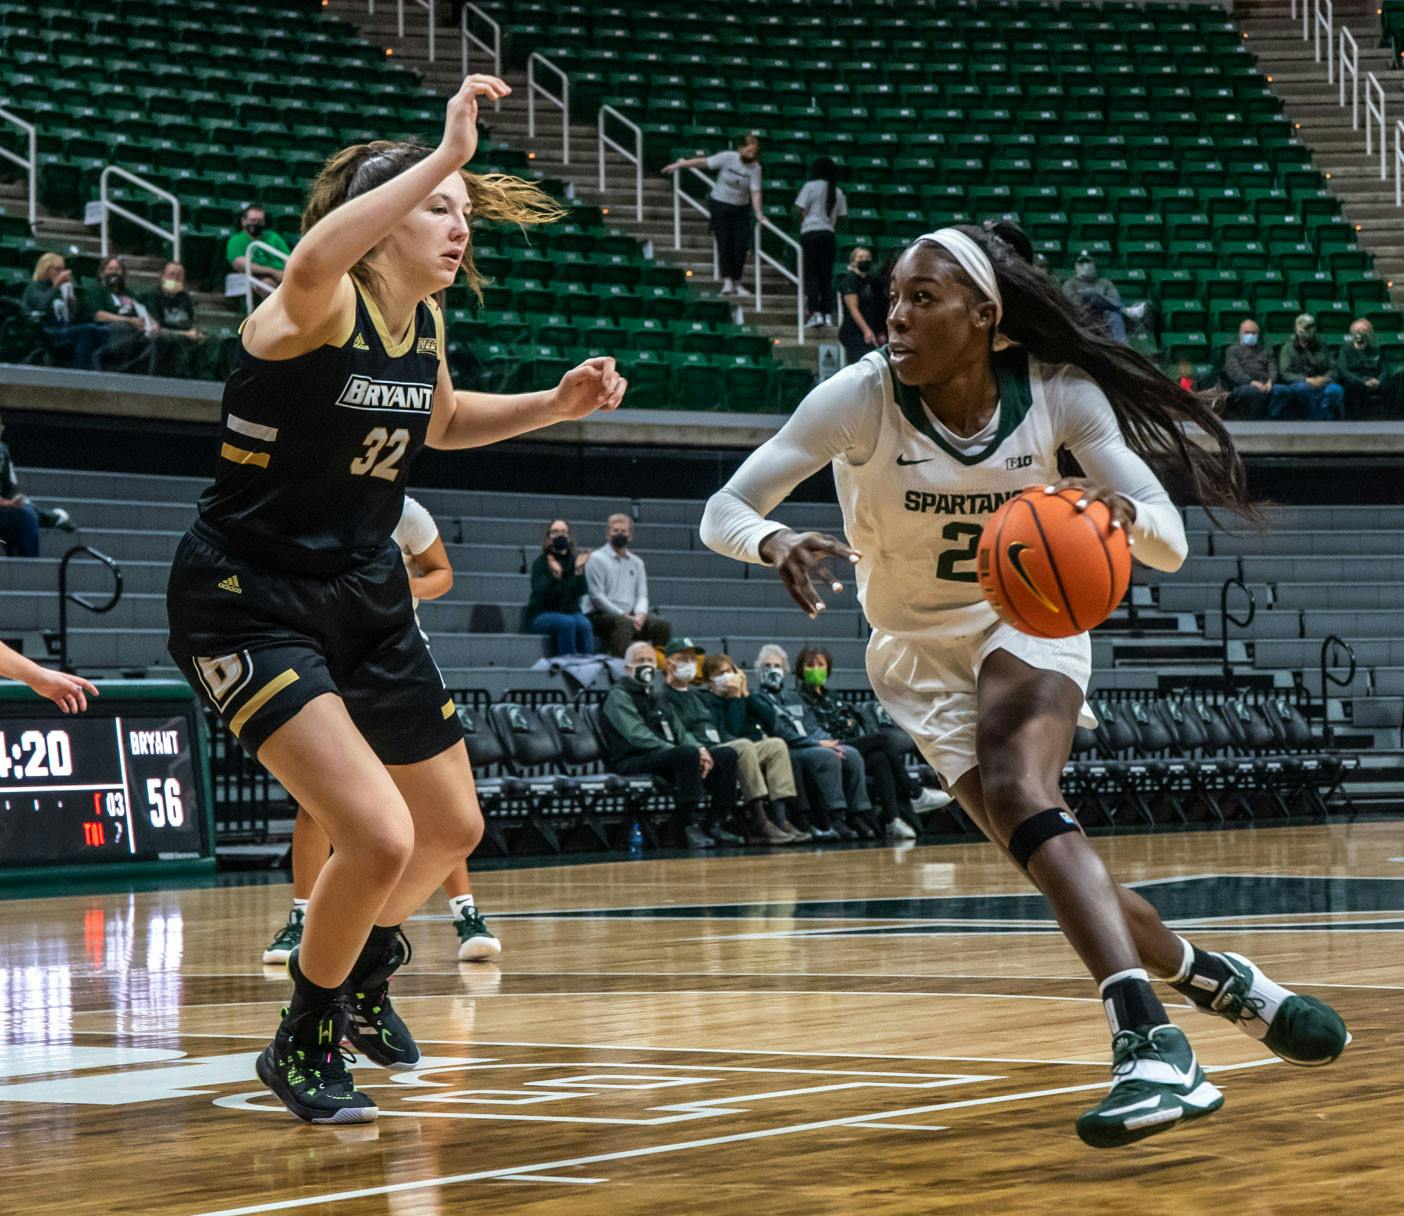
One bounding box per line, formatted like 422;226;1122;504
523;518;596;655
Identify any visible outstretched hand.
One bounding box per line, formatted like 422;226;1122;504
758;528;862;619
439;74;511;164
553;357;628;420
29;667;100;714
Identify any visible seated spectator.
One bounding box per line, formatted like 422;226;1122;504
20;253;100;370
600;641;741;850
1061;250;1148;344
227;203;289;289
663;640;793;845
838;246;886;365
523;518;596;657
1336;319;1399;420
794;644;951;842
697;652;810;843
1274;313;1345;421
583;512;672;657
749;643;873;841
1220;318;1276;420
145;261;203;377
86;256;156;372
0;414;73;556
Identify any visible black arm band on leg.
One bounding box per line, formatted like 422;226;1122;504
1007;807;1081;869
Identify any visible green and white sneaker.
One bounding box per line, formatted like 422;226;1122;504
1195;952;1350;1066
454;908;502;962
1077;1024;1224;1149
262;906;304;964
255;1002;378;1124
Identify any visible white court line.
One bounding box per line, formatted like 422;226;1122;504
854;1121;950;1132
495;1174;605;1185
188;1060;1281;1216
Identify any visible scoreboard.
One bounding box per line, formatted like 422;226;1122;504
0;680;215;881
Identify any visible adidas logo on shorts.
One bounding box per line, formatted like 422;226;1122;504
217;575;242;594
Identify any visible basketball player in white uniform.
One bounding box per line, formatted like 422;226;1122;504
702;223;1348;1147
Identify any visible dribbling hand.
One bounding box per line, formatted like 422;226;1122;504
440;75;511;164
553;357;627;419
758;528;862;620
1034;479;1137;540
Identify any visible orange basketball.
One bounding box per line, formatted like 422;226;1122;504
976;488;1131;639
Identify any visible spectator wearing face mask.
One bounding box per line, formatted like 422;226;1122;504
794;156;847;329
20;253;101;370
583;512;672;657
1061;250;1148;345
86;256;157;372
600;641;742;850
227;203;290;289
145;261;204;377
1221;318;1277;420
697;652;810;843
523;518;596;656
748;643;873;841
663;134;763;299
663;642;794;845
793;644;951;843
838;246;887;365
1274;313;1345;421
1337;319;1399;419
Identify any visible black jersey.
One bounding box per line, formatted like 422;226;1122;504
195;283;444;574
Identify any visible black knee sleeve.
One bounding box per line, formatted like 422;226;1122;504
1007;807;1081;869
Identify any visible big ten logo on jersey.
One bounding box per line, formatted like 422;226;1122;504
1005;454;1033;470
335;374;434;414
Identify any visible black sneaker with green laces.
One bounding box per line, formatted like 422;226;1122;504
344;929;420;1069
255;1001;378;1124
1076;1024;1223;1149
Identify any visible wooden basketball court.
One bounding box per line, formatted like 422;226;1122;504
6;822;1401;1214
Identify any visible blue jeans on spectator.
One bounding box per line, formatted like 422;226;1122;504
45;322;100;370
0;503;40;556
1269;380;1345;421
529;611;596;657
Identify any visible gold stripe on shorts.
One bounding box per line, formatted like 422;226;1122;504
220;442;270;468
230;669;300;737
441;699;456;719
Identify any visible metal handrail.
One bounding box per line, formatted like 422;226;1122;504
1318;634;1357;746
57;546;123;675
1314;0;1333;79
99;165;181;261
1365;72;1387;181
461;3;502;109
673;165;719;279
1395;120;1404;208
527;53;570;164
753;215;805;344
239;238;288;314
1219;576;1256;691
0;106;36;229
598;105;643;222
1340;27;1359;129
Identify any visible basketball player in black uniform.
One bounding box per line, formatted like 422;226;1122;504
166;75;626;1123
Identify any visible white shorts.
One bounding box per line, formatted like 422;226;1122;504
865;622;1098;790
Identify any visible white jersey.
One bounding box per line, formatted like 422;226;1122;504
701;349;1187;640
392;495;439;613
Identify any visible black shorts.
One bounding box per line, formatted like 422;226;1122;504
166;525;464;764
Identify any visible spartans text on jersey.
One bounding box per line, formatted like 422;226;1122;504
336;375;434;413
904;489;1019;516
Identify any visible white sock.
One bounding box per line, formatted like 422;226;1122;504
292;898;309;913
1165;935;1195;984
448;894;475;919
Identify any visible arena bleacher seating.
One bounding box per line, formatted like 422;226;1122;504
470;0;1400;379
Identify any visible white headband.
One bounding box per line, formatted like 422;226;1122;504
916;228;1015;349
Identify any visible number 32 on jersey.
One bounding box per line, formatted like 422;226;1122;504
350;427;410;481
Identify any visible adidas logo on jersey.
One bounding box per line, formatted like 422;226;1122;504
335;374;434;413
353;332;370;351
217;575;243;594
